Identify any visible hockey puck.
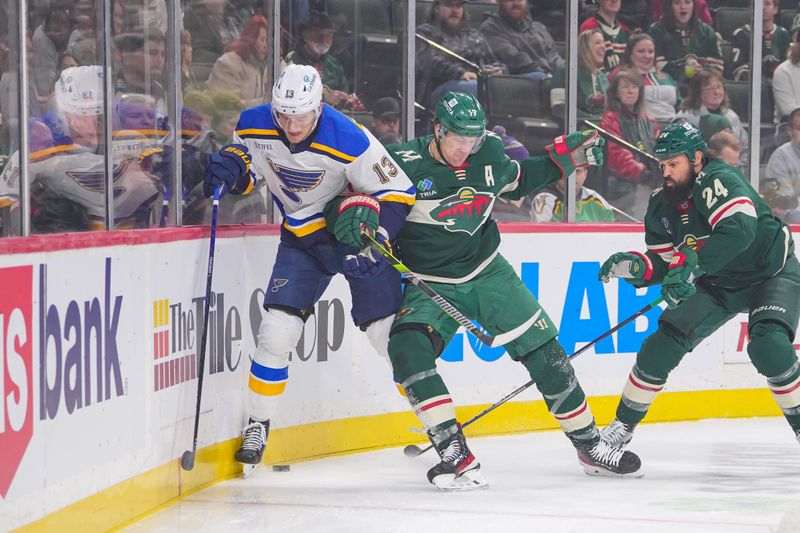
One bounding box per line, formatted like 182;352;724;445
273;464;291;472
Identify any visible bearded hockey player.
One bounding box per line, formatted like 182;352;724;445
351;92;642;491
201;64;415;472
0;65;161;233
598;120;800;456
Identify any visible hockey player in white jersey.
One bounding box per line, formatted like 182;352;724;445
0;65;161;233
202;64;416;470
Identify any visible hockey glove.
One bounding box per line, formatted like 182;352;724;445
599;252;652;283
342;228;389;278
546;130;605;180
204;144;252;198
334;193;380;249
661;248;701;309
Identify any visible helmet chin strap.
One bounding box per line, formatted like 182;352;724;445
433;123;456;167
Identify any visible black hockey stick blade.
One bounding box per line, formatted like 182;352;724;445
180;450;196;471
404;444;429;457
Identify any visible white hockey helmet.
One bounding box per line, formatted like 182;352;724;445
55;65;105;116
271;64;323;122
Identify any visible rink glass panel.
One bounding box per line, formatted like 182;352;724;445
0;0;20;236
0;0;781;236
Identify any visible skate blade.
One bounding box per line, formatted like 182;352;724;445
241;463;258;479
433;469;489;492
581;463;644;479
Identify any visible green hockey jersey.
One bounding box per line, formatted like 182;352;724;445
386;133;561;283
639;159;794;289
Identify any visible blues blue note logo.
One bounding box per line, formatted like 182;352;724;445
267;159;325;203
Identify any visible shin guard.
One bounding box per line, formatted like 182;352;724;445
522;338;598;447
389;328;457;442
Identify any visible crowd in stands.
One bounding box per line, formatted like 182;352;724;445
3;0;800;235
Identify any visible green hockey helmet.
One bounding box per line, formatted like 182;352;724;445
653;119;707;163
435;91;487;153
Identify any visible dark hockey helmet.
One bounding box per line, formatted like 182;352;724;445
434;91;487;154
654;118;707;163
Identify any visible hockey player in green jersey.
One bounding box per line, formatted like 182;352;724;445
598;119;800;457
377;92;642;490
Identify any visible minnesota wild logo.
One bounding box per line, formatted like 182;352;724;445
430;187;494;235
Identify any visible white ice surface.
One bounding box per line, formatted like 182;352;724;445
125;418;800;533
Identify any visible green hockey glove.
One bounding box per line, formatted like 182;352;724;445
334;193;380;248
598;251;653;283
546;130;605;180
661;248;701;309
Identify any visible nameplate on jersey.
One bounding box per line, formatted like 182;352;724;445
267;158;325;203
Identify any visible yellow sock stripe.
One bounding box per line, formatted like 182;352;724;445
248;376;287;396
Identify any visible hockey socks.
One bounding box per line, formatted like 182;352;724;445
747;322;800;435
616;363;666;427
521;339;599;447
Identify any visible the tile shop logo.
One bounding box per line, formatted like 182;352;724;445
152;291;243;391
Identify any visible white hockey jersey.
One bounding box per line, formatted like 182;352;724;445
0;129;161;231
233;103;415;247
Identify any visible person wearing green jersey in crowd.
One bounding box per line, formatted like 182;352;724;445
598;119;800;457
331;91;643;491
531;166;615;222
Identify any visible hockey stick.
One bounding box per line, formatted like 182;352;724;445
362;233;535;348
403;296;665;457
583;120;661;163
181;185;223;471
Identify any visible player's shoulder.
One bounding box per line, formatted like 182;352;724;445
235;104;279;140
311;105;372;163
732;24;751;39
475;131;508;160
695;158;747;188
386;136;428;163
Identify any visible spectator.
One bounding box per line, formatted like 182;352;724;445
67;0;96;58
651;0;712;26
579;0;632;71
619;0;651;32
208;15;273;108
551;29;609;121
764;107;800;221
610;32;679;121
600;68;661;218
648;0;723;87
286;11;362;110
184;0;240;82
707;129;742;167
417;0;507;106
369;97;401;145
181;31;203;93
58;52;78;73
677;68;749;168
480;0;564;79
32;5;71;97
772;20;800;122
114;31;167;114
0;36;51;150
531;166;615;222
731;0;790;81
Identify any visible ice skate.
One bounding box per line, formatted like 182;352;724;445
577;439;643;478
427;426;488;492
236;419;269;478
600;418;636;448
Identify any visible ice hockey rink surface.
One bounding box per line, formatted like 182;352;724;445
125;418;800;533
